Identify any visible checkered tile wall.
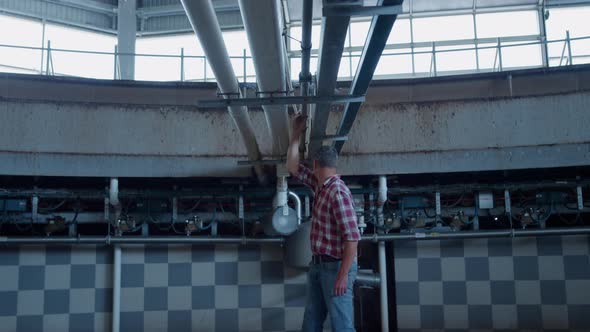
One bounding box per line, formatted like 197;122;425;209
0;243;308;332
394;234;590;332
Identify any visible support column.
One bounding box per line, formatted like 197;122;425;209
117;0;137;80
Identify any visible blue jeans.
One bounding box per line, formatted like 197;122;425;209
302;261;357;332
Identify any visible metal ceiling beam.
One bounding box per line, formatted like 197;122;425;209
197;94;365;108
308;2;351;155
334;0;404;154
137;4;241;18
46;0;115;15
323;4;403;17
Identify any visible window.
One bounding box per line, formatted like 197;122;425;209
436;45;477;72
0;15;43;73
136;34;199;81
413;46;435;74
375;49;413;77
289;24;321;51
347;21;371;47
501;41;542;69
387;18;411;45
476;11;539;39
45;23;116;79
413;14;474;42
221;30;251;56
545;6;590;66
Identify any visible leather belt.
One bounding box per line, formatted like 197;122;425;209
311;255;341;264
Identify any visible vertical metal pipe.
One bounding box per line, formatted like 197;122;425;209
31;196;39;223
538;6;549;68
377;176;389;332
117;0;136;80
432;42;437;77
109;178;120;207
410;15;415;76
300;0;313;83
46;40;51;76
180;48;185;81
40;20;46;74
243;49;247;83
566;30;572;65
498;39;503;71
378;242;388;332
113;45;118;80
300;0;314;113
473;12;480;72
203;57;207;82
298;0;314;156
112;245;121;332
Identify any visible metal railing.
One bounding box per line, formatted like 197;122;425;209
0;32;589;82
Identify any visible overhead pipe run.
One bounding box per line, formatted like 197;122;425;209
180;0;266;184
238;0;291;156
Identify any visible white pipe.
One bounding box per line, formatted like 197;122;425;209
288;191;302;225
180;0;266;183
378;242;388;332
112;245;121;332
378;176;387;206
355;271;381;288
238;0;291;155
377;175;389;332
275;177;288;208
109;178;119;207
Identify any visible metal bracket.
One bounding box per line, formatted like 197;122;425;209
255;90;290;97
197;95;365;108
310;135;348;142
435;192;441;216
216;92;240;98
172;196;178;223
237;159;285;166
323;4;403;17
31;196;39;223
577;185;584;210
504;189;511;214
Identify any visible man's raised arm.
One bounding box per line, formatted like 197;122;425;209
287;115;307;176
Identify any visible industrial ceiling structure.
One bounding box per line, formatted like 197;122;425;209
1;2;590;332
0;0;586;35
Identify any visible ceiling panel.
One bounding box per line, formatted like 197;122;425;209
412;0;473;12
286;0;551;22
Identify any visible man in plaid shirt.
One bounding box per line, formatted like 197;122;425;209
287;115;360;332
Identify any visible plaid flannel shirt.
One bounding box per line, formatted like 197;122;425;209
296;164;361;258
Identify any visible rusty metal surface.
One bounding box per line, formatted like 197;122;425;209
1;67;590;177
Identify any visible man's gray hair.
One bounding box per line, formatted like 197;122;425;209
312;146;339;168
